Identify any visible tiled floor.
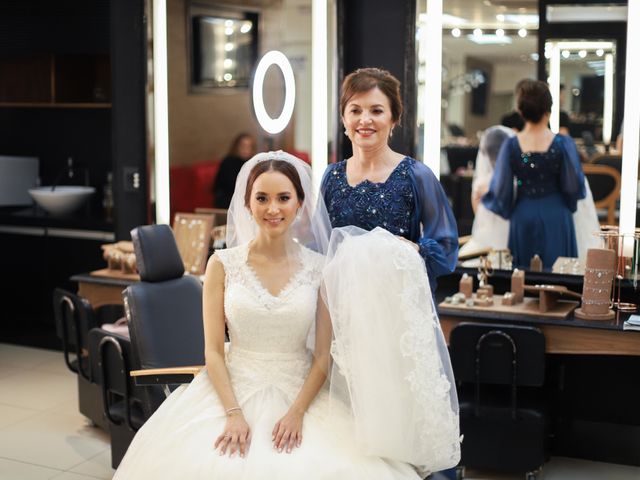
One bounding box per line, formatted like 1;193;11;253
1;342;639;480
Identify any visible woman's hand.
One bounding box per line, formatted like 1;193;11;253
272;408;304;453
396;235;420;252
215;412;251;458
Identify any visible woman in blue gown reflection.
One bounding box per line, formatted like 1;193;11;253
321;68;458;292
482;79;586;269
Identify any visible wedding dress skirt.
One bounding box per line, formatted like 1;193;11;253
113;244;421;479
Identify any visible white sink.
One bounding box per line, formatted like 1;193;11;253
28;186;96;216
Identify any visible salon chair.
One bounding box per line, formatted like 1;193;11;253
95;224;205;468
52;288;124;430
449;323;548;480
583;163;621;225
88;327;145;468
124;224;205;416
591;153;622;173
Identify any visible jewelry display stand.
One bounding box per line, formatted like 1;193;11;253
593;227;639;313
441;265;580;320
574;248;616;321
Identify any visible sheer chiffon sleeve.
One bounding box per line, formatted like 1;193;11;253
558;134;586;213
481;138;516;219
409;161;459;284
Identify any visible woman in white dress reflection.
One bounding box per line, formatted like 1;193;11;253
113;151;459;479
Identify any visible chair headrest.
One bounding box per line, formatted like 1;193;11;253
131;224;185;282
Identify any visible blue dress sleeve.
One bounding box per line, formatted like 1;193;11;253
557;135;586;213
320;162;338;207
409;161;459;285
481;137;515;219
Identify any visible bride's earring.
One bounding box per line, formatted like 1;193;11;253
344;129;348;137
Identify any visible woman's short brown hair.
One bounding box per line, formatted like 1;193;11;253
244;159;305;208
340;68;403;125
515;79;552;123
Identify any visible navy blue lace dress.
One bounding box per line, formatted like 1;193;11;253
321;157;458;292
482;134;586;269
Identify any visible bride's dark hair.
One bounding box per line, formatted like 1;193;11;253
244;159;306;207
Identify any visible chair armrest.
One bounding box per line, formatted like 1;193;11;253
130;366;204;386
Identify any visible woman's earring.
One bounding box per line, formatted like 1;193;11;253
344;129;348;137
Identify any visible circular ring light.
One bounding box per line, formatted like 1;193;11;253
252;50;296;135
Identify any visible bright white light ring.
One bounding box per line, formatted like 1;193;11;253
252;51;296;135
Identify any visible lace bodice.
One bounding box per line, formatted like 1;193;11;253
215;244;324;403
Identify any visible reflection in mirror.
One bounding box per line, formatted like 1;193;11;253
188;6;258;91
544;39;617;149
416;0;541;272
157;0;319;220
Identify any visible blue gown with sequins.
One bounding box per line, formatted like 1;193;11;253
482;134;586;269
320;157;458;292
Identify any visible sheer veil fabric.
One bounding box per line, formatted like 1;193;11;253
323;226;461;474
226;151;460;473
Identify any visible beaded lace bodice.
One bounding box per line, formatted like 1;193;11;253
215;244;324;403
323;157;416;238
511;135;563;198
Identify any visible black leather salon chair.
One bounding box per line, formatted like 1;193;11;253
449;323;548;480
95;224;205;468
96;224;205;468
124;223;205;417
88;327;145;468
52;288;124;430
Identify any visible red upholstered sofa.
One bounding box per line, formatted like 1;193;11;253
169;151;310;217
170;160;221;217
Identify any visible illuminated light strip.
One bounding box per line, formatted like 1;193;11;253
252;51;296;135
548;42;561;134
423;0;443;178
153;0;170;225
311;0;328;192
619;0;640;236
555;41;615;51
603;53;613;146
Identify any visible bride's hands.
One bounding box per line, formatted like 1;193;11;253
272;408;304;453
215;412;251;458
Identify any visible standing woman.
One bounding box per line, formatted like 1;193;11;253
482;79;586;269
321;68;458;292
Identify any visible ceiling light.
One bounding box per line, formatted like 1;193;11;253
496;14;505;22
503;14;539;25
451;28;461;38
442;14;467;26
562;50;570;59
467;34;512;45
554;41;614;50
496;28;505;37
473;28;483;36
225;27;233;35
578;50;587;58
547;5;627;23
240;22;252;34
225;43;234;52
518;28;527;38
596;49;604;57
224;20;233;27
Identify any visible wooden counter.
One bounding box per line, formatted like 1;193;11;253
71;269;139;308
439;310;640;356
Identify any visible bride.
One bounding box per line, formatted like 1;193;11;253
112;151;459;479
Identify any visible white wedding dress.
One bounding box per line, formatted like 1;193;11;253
113;243;421;479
